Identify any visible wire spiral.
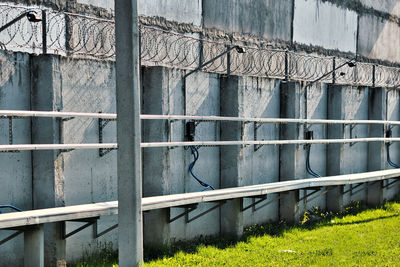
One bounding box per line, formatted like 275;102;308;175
1;3;400;87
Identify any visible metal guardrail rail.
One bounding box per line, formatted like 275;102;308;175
0;110;399;151
0;169;399;229
1;110;400;126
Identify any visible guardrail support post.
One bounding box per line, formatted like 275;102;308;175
116;0;143;265
367;87;385;207
24;224;44;267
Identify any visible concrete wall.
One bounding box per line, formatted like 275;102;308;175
293;0;358;53
203;0;293;41
2;0;400;265
360;0;400;16
0;53;399;265
0;51;31;267
358;15;400;63
59;57;118;261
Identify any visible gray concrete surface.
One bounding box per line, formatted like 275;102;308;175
220;76;281;236
59;57;118;262
1;0;400;265
0;51;31;267
358;14;400;63
367;87;386;207
360;0;400;16
30;54;66;267
203;0;292;41
293;0;357;53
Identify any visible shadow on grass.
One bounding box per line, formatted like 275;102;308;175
70;199;400;265
144;200;399;262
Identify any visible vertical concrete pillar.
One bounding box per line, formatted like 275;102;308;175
142;67;185;245
327;85;369;211
24;225;44;267
115;0;143;265
220;76;280;232
220;76;243;237
279;82;304;223
367;87;385;207
384;89;400;199
326;84;345;212
30;55;66;267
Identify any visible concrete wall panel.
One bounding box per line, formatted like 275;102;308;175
183;71;220;238
0;51;31;267
239;77;280;226
77;0;203;26
203;0;293;41
293;0;357;53
384;89;400;199
358;14;400;63
360;0;400;17
304;83;327;210
342;86;369;204
59;57;118;262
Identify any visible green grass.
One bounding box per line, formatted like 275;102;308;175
71;200;400;266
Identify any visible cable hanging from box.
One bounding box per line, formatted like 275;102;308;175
189;146;215;191
305;131;321;178
385;130;400;168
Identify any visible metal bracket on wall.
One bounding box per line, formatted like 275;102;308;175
300;187;332;204
0;230;23;246
241;195;268;212
62;217;98;239
383;179;399;189
343;183;363;196
168;204;198;223
299;187;321;203
186;200;226;223
168;201;226;223
93;221;118;239
98;117;117;157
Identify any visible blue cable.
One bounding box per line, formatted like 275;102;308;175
386;143;400;168
0;205;23;214
189;146;215;191
306;145;321;178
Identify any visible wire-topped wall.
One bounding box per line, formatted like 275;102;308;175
1;3;400;87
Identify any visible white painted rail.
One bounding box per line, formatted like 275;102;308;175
1;169;399;229
1;110;400;126
0;143;117;151
2;138;400;151
0;110;117;119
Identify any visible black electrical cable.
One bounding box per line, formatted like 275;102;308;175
306;145;321;178
386;143;400;169
0;205;22;214
188;146;215;191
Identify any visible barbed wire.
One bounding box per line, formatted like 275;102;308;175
1;3;400;88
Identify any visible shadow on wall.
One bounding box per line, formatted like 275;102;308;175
358;1;400;63
0;53;15;89
60;57;116;145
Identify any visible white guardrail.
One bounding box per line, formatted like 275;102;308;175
0;169;399;229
